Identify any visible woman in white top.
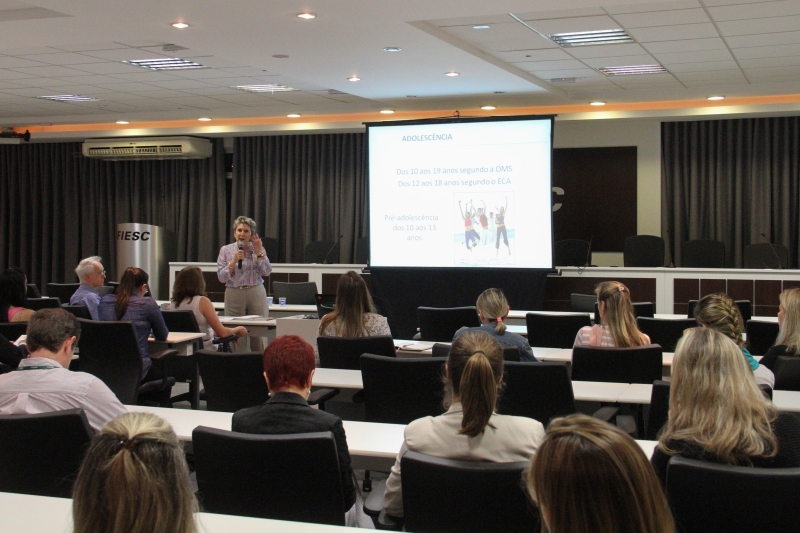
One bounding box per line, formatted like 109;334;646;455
171;267;246;349
382;330;545;518
573;281;650;348
318;271;390;337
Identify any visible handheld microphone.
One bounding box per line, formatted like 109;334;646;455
237;240;244;269
323;235;344;265
761;233;783;269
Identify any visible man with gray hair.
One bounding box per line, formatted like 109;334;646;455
0;308;125;432
70;256;106;319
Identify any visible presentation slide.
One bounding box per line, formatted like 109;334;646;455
368;116;553;269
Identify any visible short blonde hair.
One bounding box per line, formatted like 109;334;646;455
659;327;777;464
596;281;648;347
72;412;197;533
475;288;508;335
527;414;675;533
776;288;800;354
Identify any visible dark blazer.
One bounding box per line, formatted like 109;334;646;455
232;391;357;511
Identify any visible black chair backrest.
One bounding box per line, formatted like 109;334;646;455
26;284;41;298
315;293;337;319
623;235;665;267
355;236;370;264
500;362;575;424
526;312;591;348
746;320;780;356
744;242;789;270
317;335;395;369
632;302;655;318
272;281;319;305
735;300;752;323
431;341;518;361
646;380;671;440
304;240;339;264
553;239;590;267
417;306;480;342
161;309;201;332
636;317;697;352
774;356;800;391
666;455;800;533
682;239;725;268
0;322;28;341
96;285;116;297
62;305;91;320
502;346;520;362
0;408;93;497
45;283;81;303
26;297;61;310
196;350;270;412
431;343;450;358
571;344;663;384
570;293;596;313
76;319;144;404
262;237;279;264
193;427;345;525
360;353;446;424
401;451;539;533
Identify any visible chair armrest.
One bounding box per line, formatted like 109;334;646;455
212;335;239;345
376;510;404;531
614;414;637;436
592;405;620;423
364;480;387;517
308;387;340;407
149;349;179;360
139;376;176;394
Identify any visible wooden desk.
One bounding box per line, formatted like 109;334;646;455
615;384;800;413
126;405;405;471
506;310;593;326
148;332;206;356
218;316;277;338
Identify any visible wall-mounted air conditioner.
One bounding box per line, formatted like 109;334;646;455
82;136;212;160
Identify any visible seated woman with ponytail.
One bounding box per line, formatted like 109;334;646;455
382;330;545;518
573;281;650;348
453;288;536;362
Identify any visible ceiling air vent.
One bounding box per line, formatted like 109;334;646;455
548;77;576;84
549;29;633;47
82;136;212;160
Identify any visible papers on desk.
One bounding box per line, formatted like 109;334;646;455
398;342;435;352
219;315;262;322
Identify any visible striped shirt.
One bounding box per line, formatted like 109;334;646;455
217;242;273;288
573;325;650;348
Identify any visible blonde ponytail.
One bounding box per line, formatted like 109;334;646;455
476;288;508;335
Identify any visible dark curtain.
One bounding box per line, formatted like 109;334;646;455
662;118;800;268
232;134;368;263
0;139;227;290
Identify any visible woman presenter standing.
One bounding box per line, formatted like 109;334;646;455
217;216;272;351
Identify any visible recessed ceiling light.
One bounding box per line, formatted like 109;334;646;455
233;84;297;92
171;22;189;29
287;113;301;118
39;94;98;102
123;58;207;71
116;120;129;124
550;29;633;47
481;105;496;110
445;71;459;77
473;25;490;29
383;47;402;52
348;76;361;82
598;64;666;76
380;109;395;114
297;13;316;19
590;101;606;106
707;95;725;101
198;117;211;121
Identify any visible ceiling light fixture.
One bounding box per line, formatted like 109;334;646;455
707;95;725;101
171;22;189;29
233;84;297;92
115;120;129;124
287;113;301;118
590;101;606;106
297;13;316;19
598;64;666;76
380;109;395;114
198;117;211;121
383;47;402;52
348;76;361;82
39;94;98;102
473;25;490;29
481;105;496;110
445;71;459;77
550;29;632;47
124;58;207;71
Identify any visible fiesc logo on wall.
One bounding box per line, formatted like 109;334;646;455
118;230;150;241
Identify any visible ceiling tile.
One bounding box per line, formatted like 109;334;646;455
111;71;182;82
0;69;38;80
748;74;800;83
11;77;73;88
513;59;587;71
726;30;800;47
496;48;574;62
0;87;57;97
717;14;800;36
179;86;241;96
738;55;800;67
581;54;659;68
526;15;621;35
732;43;800;59
79;48;172;62
666;60;741;72
441;22;550;52
53;74;123;85
605;1;702;14
614;8;710;28
50;42;130;53
704;0;791;6
16;52;105;66
217;66;276;77
434;14;518;27
656;48;735;64
709;0;800;21
566;43;648;59
673;69;747;81
0;56;48;69
743;65;800;77
644;38;728;54
9;65;90;77
92;81;162;92
526;68;602;78
146;79;217;90
627;23;720;42
67;62;142;75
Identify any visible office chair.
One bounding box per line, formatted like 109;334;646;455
45;283;81;303
526;312;590;348
773;356;800;391
666;456;800;533
355;236;370;264
304;240;339;264
26;284;41;298
645;380;671;440
315;293;336;319
623;235;665;267
431;342;519;361
570;293;596;313
499;362;576;424
416;306;480;342
553;239;591;266
272;281;319;305
571;345;663;384
0;408;93;498
746;320;780;356
62;305;91;320
317;335;395;370
0;323;28;342
636;317;697;352
682;239;725;268
25;297;61;310
744;242;789;269
193;428;346;525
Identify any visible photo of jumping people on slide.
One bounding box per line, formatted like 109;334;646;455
454;194;514;267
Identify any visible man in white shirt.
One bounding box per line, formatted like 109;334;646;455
0;308;125;432
69;256;106;320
